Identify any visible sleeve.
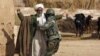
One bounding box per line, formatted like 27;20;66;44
17;12;24;21
31;15;37;26
44;21;54;29
30;15;37;37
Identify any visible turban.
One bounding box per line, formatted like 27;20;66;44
34;4;44;10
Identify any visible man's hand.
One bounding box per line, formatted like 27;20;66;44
17;9;21;13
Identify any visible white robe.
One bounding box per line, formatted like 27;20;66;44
32;13;47;56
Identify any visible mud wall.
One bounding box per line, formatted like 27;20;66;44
0;0;15;56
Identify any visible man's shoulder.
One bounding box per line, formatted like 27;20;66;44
31;14;37;17
30;14;38;20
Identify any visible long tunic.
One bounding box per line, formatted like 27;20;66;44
15;12;32;56
31;14;47;56
32;28;47;56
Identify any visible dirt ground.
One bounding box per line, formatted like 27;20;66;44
14;40;100;56
14;26;100;56
53;40;100;56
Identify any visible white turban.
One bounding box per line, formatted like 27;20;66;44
34;4;44;10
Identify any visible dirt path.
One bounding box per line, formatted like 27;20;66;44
53;40;100;56
14;26;100;56
15;40;100;56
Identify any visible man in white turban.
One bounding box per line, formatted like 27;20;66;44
31;3;47;56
